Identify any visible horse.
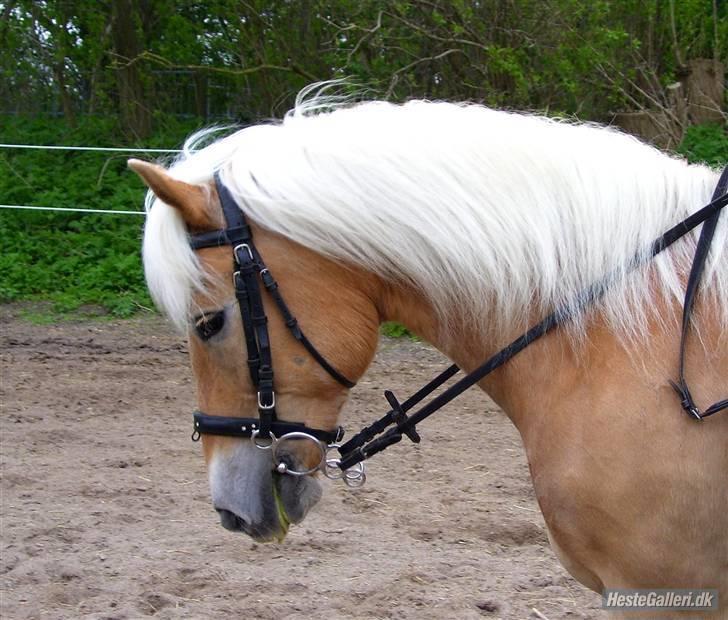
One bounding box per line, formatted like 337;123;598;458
130;96;727;616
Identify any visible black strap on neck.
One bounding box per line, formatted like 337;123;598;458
338;168;728;470
669;166;728;420
188;172;355;443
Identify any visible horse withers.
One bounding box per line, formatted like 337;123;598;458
131;98;727;614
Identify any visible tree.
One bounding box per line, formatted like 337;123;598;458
1;0;724;131
111;0;151;138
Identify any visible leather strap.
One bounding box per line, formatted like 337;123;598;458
669;166;728;419
189;229;232;250
260;269;356;388
337;363;459;457
187;172;356;443
233;241;274;433
192;411;343;444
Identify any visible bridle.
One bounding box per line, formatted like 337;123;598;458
189;172;364;484
188;167;728;487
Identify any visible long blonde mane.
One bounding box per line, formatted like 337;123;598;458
142;96;726;344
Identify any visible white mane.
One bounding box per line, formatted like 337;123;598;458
142;97;726;344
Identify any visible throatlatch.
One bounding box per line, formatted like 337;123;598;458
669;166;728;419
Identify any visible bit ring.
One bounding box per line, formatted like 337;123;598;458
251;429;275;450
272;432;326;476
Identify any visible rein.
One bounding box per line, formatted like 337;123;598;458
187;166;727;487
335;166;728;472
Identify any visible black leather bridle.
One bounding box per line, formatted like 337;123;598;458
187;167;727;483
189;172;355;447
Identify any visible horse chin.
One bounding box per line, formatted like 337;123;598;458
276;470;323;526
244;474;321;543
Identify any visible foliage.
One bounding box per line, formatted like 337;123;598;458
380;322;416;339
1;1;725;129
676;124;728;167
0;115;201;316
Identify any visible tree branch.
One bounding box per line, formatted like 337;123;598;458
386;48;464;98
112;51;321;83
385;10;490;53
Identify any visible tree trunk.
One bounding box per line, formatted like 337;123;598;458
87;19;113;115
685;58;725;124
111;0;151;139
193;71;208;120
52;62;77;126
611;110;682;150
666;81;688;131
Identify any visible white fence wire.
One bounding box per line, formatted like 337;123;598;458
0;205;145;216
0;143;182;153
1;142;166;215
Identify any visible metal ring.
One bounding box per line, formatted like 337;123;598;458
272;432;326;476
250;429;275;450
343;461;365;480
323;458;345;480
322;444;345;479
343;464;366;488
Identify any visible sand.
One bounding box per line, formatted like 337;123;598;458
1;306;603;619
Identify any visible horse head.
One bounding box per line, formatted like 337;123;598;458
131;160;382;541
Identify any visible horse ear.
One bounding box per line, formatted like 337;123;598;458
128;159;219;231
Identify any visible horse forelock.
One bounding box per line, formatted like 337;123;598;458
142;93;727;343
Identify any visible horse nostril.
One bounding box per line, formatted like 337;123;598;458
216;508;248;532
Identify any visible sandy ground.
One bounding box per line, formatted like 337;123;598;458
0;305;604;619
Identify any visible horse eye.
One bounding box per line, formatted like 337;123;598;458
193;311;225;341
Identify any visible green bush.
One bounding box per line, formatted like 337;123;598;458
677;123;728;167
0;115;200;316
380;322;416;339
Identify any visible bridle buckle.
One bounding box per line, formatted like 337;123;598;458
257;390;276;410
233;243;253;264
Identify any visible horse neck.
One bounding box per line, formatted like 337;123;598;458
373;275;687;434
374;277;537;414
369;163;724;432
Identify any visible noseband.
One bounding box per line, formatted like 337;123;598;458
188;173;359;478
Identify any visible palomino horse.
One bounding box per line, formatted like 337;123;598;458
131;98;727;614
